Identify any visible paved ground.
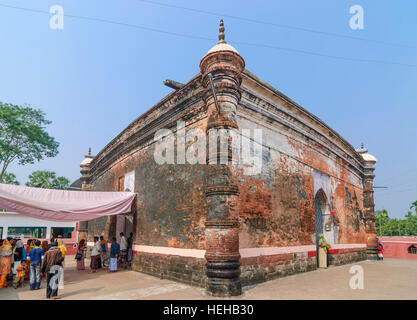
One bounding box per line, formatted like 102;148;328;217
0;258;416;300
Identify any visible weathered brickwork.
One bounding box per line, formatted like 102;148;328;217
78;22;376;296
241;254;317;287
86;216;108;242
236;97;367;249
89;121;209;249
132;252;206;287
328;248;367;266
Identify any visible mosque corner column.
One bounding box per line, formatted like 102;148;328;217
200;20;245;296
357;144;378;260
79;147;94;241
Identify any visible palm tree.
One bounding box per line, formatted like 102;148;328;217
25;170;69;190
1;172;20;185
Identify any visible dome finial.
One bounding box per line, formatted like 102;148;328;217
355;143;368;154
218;19;226;44
88;147;91;156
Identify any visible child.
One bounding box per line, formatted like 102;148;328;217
14;260;26;289
377;244;384;261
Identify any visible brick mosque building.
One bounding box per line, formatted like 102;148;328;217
78;21;378;296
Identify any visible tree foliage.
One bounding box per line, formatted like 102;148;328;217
375;204;417;236
25;170;70;190
410;200;417;215
0;102;59;183
1;172;20;185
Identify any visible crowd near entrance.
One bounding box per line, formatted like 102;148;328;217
77;232;134;274
0;183;137;298
0;229;135;299
0;236;68;297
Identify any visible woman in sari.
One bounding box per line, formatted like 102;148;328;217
0;239;13;288
377;238;385;261
24;239;33;280
76;239;86;270
13;239;25;277
57;239;67;270
30;239;37;251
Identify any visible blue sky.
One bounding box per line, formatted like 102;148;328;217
0;0;416;218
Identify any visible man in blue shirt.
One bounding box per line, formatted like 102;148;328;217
27;240;44;290
109;237;120;273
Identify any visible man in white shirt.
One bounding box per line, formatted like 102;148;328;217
119;232;128;268
89;236;101;273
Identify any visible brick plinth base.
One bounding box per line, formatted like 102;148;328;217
128;248;367;290
328;248;367;266
131;252;206;287
240;252;317;287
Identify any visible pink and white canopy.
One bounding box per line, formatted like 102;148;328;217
0;183;136;222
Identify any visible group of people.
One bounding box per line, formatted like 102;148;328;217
0;232;134;299
0;235;67;299
75;232;133;273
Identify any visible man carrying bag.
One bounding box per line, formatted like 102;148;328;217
41;241;64;299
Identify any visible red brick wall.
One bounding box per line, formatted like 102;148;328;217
237;107;367;249
87;117;208;250
379;237;417;260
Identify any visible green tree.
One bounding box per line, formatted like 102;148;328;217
375;209;390;236
375;206;417;236
405;211;417;235
1;172;20;185
389;218;398;236
51;176;71;190
410;200;417;215
0;102;59;183
25;170;70;190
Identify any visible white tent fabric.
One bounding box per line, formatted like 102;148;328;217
0;183;136;222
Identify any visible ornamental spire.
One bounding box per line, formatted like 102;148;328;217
218;19;226;44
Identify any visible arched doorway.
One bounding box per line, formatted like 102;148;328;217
314;189;329;250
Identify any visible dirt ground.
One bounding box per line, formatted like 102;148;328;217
0;257;416;300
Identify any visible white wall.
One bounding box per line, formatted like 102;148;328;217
0;211;76;239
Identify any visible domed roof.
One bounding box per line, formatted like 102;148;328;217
356;144;377;163
80;157;93;166
207;42;239;55
80;147;94;166
361;153;377;163
205;20;239;56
